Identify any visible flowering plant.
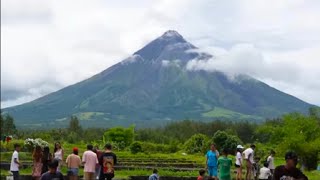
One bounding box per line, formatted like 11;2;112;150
24;138;49;148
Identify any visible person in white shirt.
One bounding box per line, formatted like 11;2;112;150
243;144;256;180
54;142;64;172
235;145;244;180
267;150;275;175
10;144;21;180
82;144;98;180
258;162;271;180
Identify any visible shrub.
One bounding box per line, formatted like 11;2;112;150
212;130;242;154
184;134;209;154
130;141;143;154
103;126;135;149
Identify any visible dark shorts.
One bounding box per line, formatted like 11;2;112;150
235;164;241;168
99;173;115;180
11;171;19;180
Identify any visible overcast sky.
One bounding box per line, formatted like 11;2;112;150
1;0;320;108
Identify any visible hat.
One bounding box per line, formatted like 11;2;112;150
73;147;78;152
237;145;244;149
48;159;59;168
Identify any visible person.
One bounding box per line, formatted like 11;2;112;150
149;169;159;180
66;147;81;180
197;169;206;180
218;149;232;180
267;150;275;175
206;144;219;179
99;143;117;180
32;145;43;180
93;146;103;179
83;144;99;180
41;146;52;174
235;145;244;180
243;144;256;180
258;162;271;180
10;144;21;180
253;157;261;180
273;151;308;180
40;159;64;180
54;142;64;172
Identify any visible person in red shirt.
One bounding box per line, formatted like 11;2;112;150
93;146;103;179
197;169;206;180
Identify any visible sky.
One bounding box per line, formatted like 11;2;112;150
1;0;320;108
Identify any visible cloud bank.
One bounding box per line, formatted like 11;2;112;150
186;45;320;104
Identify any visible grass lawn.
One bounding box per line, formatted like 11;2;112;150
1;150;319;179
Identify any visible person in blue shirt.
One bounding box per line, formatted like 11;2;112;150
206;144;219;179
149;169;159;180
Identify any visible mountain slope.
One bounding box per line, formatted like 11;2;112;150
2;30;312;128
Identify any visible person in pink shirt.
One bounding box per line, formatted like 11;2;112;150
82;144;98;180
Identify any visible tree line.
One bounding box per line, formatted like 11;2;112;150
1;107;319;170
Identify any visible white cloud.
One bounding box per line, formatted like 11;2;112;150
1;0;320;107
186;45;320;105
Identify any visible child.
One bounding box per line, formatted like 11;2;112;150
258;162;271;180
218;149;232;180
10;144;21;180
267;150;275;174
198;169;206;180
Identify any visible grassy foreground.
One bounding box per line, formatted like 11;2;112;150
1;151;319;179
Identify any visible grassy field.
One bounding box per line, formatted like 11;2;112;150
202;107;263;121
1;149;319;179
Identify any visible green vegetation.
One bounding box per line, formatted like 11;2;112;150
0;153;319;179
184;134;209;154
1;108;320;179
104;126;135;150
0;114;17;135
255;113;320;170
202;107;263;121
212;130;242;154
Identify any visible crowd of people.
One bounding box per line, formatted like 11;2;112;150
199;143;308;180
9;142;309;180
10;143;117;180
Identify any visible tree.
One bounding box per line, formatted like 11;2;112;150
212;130;242;154
2;114;17;135
233;121;257;143
309;107;320;123
0;114;4;136
270;113;320;170
253;118;283;143
104;126;135;150
68;116;82;134
67;116;82;143
184;134;209;154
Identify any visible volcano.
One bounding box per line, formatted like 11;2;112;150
2;30;312;128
